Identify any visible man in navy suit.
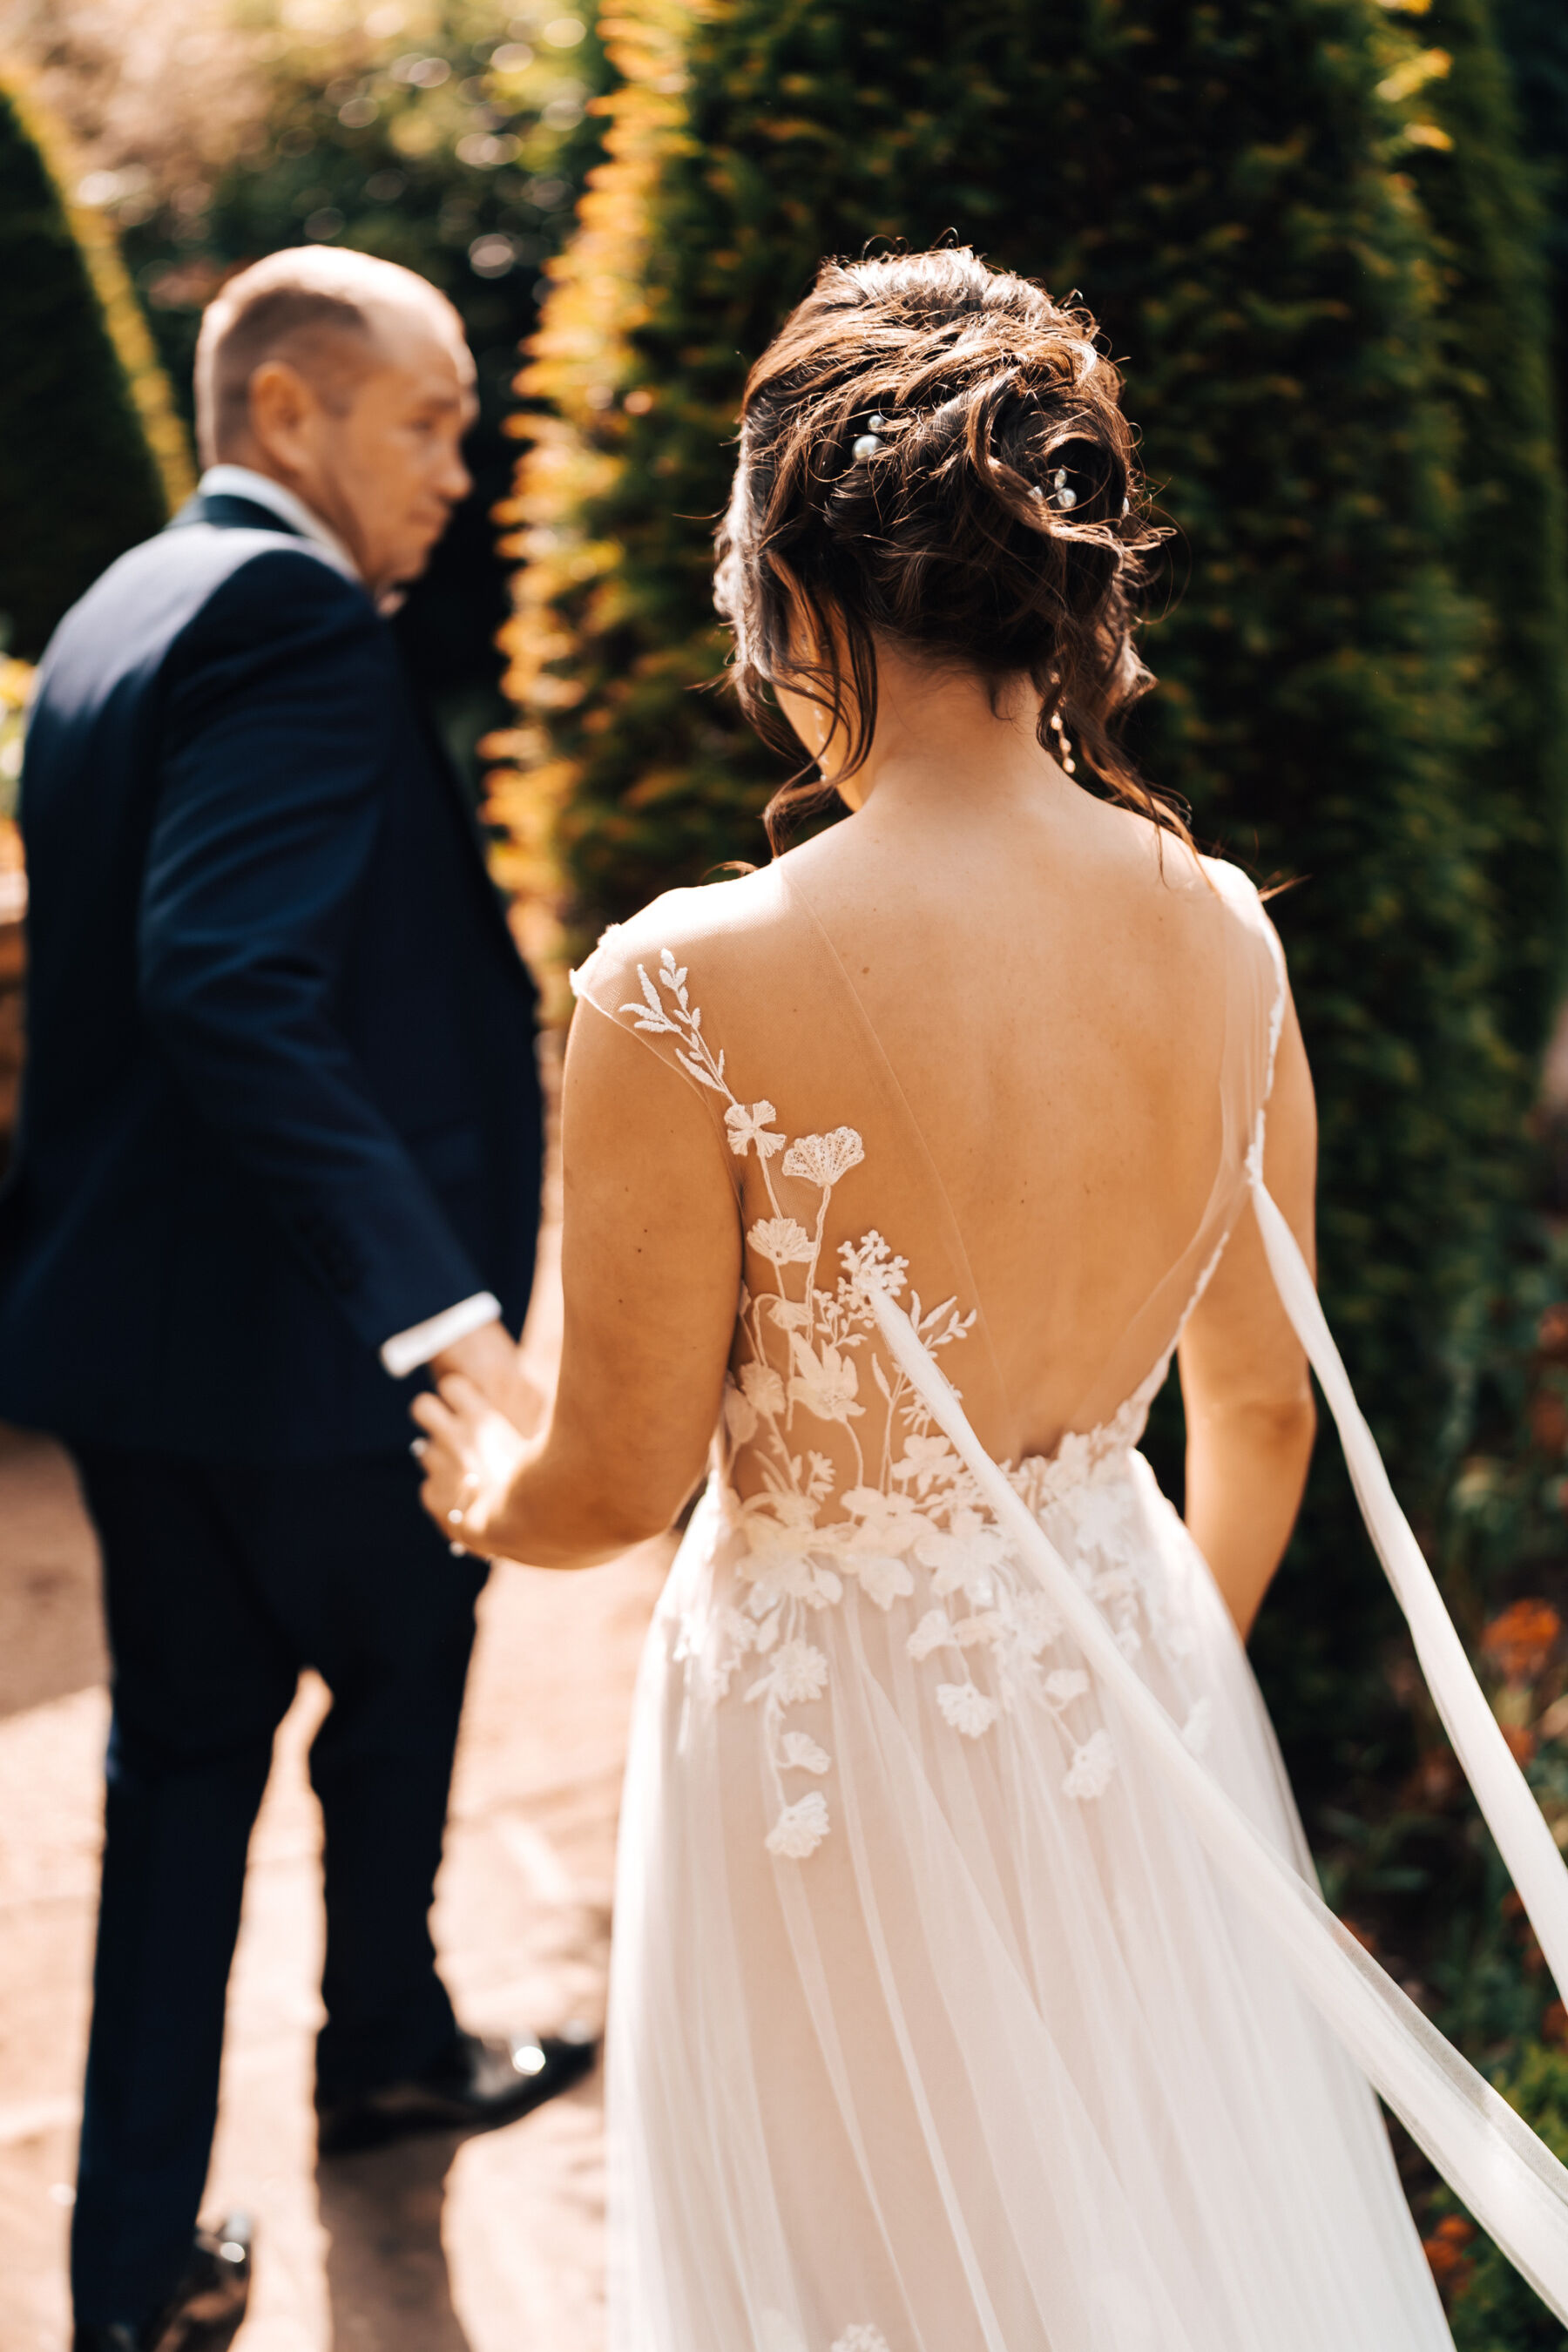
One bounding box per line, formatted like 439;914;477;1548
0;247;591;2351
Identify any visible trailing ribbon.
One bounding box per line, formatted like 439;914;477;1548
866;1208;1568;2322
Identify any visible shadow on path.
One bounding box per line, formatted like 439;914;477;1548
318;2132;474;2352
0;1426;107;1723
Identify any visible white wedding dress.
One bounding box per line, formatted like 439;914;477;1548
571;848;1568;2352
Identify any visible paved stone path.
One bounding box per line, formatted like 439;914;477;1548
0;1193;667;2350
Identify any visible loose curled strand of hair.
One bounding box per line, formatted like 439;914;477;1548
713;247;1185;854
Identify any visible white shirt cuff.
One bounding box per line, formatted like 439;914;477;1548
381;1292;502;1380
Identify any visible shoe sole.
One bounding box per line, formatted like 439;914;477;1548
316;2046;596;2157
148;2301;248;2352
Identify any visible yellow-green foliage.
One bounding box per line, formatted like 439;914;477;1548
0;70;193;654
489;0;722;992
0;657;32;831
1445;2040;1568;2347
40;107;195;520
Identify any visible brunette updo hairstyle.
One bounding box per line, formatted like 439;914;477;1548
715;247;1185;849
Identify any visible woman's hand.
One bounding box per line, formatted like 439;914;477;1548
412;1371;535;1560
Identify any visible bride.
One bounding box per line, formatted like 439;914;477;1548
416;247;1568;2349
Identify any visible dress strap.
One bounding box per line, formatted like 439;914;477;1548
862;1255;1568;2322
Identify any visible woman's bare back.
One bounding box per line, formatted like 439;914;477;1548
572;772;1283;1491
777;783;1265;1456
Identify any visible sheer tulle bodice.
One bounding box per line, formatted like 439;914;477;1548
572;842;1568;2352
578;843;1279;1477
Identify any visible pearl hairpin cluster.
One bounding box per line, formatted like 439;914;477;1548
1031;467;1078;512
849;416;1084;517
847;413;1135;529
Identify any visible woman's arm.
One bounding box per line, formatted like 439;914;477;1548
414;998;742;1567
1178;989;1318;1639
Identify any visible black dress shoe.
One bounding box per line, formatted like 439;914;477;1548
315;2023;598;2154
74;2213;252;2352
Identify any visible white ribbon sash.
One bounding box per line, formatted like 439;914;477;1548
867;1182;1568;2319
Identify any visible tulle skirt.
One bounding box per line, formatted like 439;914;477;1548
605;1458;1451;2352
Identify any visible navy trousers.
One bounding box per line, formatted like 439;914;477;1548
68;1446;487;2329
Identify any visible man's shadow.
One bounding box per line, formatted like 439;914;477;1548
317;2132;474;2351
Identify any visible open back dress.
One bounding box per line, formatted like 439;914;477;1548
571;842;1568;2352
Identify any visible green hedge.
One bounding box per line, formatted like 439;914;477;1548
0;75;190;658
1406;0;1568;1051
1445;2041;1568;2347
1496;0;1568;463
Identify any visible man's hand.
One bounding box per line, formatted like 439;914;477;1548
429;1318;543;1436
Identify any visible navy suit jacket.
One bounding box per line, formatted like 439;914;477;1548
0;493;543;1457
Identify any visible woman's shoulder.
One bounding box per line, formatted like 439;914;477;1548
569;864;797;1014
1112;806;1275;932
1085;808;1287;1019
1195;848;1272;926
1194;849;1287;964
1094;802;1269;923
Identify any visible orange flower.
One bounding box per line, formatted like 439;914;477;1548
1481;1599;1562;1686
1405;1750;1462;1808
1504;1723;1539;1767
1530;1388;1568;1456
1422;2238;1471;2295
1423;2218;1476;2300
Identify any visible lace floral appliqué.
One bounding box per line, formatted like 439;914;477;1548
622;948;1200;1858
760;2316;890;2352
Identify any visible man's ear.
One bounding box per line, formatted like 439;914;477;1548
246;360;315;471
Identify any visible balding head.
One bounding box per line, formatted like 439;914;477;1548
193;247;477;596
194;246;468;466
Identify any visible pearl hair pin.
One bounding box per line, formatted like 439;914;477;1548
1030;468;1081;512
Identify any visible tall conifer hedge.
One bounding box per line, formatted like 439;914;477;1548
0;75;191;658
1408;0;1568;1050
495;0;1566;1774
1495;0;1568;457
